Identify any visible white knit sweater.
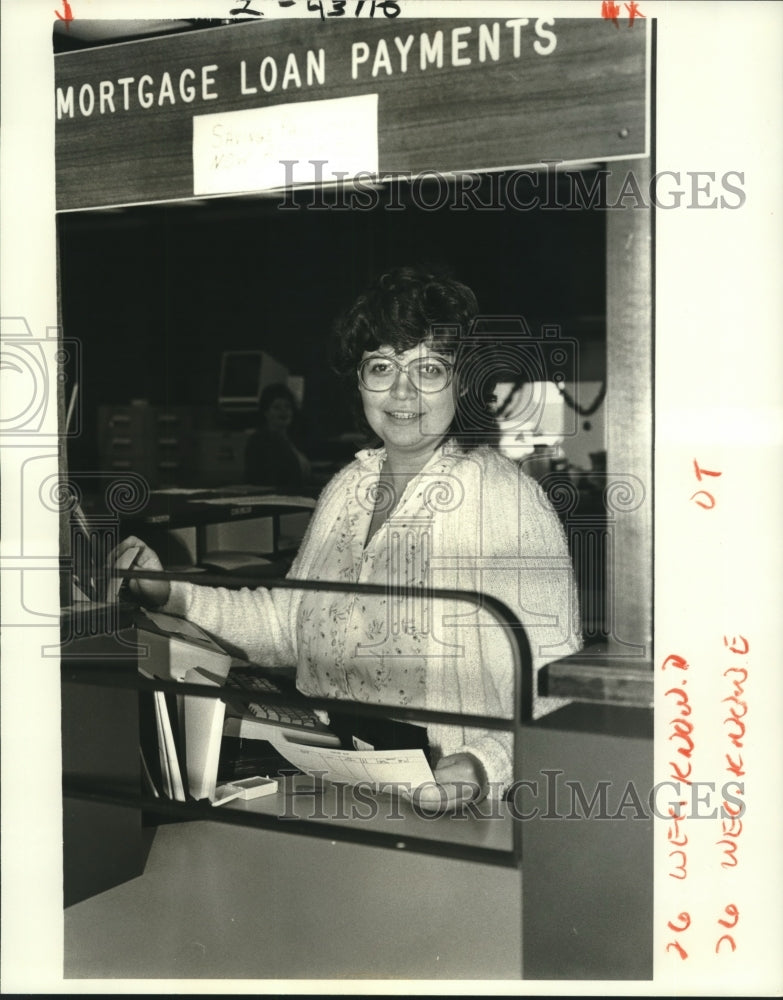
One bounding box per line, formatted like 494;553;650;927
163;443;581;793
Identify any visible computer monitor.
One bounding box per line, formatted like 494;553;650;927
218;351;264;411
218;350;288;412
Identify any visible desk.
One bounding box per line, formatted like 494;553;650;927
121;487;315;532
65;779;522;980
63;701;653;981
77;486;316;575
124;488;314;559
61;592;652;982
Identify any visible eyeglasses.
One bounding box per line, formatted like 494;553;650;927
357;355;455;393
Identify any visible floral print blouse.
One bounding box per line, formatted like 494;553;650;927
167;442;581;791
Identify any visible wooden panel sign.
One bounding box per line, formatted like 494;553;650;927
54;17;648;210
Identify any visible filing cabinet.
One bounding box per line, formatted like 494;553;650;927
98;404;201;488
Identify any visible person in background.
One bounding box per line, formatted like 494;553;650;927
116;266;581;807
244;382;312;493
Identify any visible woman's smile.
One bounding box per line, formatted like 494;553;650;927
385;410;420;420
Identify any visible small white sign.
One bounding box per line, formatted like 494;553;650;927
192;93;379;196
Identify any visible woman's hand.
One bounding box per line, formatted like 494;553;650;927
414;752;487;812
109;536;170;608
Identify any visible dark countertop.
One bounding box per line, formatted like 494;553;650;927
539;641;653;708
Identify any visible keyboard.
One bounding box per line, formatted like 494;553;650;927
224;666;322;729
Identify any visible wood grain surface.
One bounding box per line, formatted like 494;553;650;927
55;17;648;210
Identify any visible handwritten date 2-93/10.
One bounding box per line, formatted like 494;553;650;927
229;0;401;17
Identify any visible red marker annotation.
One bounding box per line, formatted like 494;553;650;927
626;1;645;26
718;635;749;872
602;1;644;28
601;1;621;27
55;0;74;23
690;458;722;509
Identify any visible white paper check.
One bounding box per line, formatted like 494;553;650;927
270;738;436;792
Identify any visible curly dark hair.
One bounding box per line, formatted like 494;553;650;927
332;265;499;449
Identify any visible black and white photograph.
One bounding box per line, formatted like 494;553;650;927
1;0;781;993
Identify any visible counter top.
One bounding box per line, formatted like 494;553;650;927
539;642;653;708
64;780;522;980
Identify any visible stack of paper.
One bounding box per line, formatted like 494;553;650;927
136;609;232;802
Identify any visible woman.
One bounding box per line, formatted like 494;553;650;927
244;382;312;493
118;266;581;804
